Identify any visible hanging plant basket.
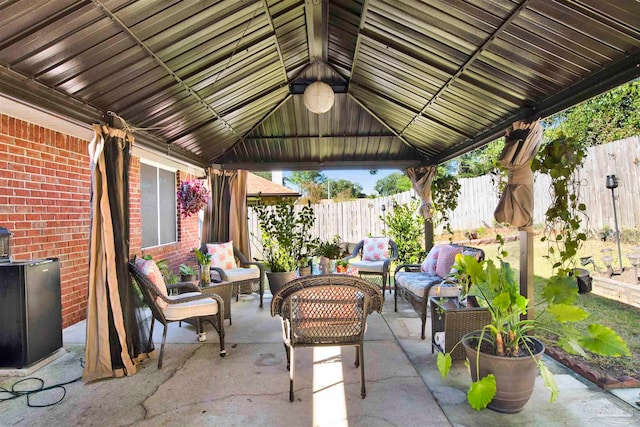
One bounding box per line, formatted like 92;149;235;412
177;179;209;218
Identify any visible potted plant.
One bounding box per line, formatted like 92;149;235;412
436;251;630;413
253;200;318;294
179;264;198;282
195;248;212;285
298;257;312;276
335;259;349;273
315;235;343;274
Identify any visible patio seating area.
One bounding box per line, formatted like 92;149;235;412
2;290;638;426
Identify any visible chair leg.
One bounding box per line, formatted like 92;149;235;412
289;346;295;402
354;346;360;367
394;286;398;312
359;344;366;399
158;325;168;369
147;318;155;350
284;343;291;370
196;318;207;342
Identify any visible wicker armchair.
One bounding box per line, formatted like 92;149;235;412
129;262;226;368
271;275;383;401
201;243;266;307
343;238;398;295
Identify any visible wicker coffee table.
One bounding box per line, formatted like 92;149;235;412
429;296;490;360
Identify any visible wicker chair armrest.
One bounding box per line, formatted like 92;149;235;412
394;263;422;275
210;266;230;281
240;260;265;274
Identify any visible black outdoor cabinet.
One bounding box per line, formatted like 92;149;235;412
0;258;63;368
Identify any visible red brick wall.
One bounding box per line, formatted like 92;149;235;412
0;114;91;327
1;114;201;327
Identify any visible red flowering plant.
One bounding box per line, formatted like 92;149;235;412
177;179;209;217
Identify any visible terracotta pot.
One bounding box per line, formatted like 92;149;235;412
462;331;545;413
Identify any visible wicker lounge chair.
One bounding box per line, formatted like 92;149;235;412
343;237;398;295
394;244;484;339
271;274;383;401
201;242;266;307
129;262;226;368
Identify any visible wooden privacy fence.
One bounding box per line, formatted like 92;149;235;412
248;137;639;259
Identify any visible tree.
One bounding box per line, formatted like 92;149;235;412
329;179;364;200
286;171;327;197
253;171;272;181
546;79;640;146
374;172;412;196
457;138;505;178
384;199;424;264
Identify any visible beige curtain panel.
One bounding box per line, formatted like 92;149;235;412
84;124;142;382
203;169;251;259
494;119;543;230
229;169;250;258
405;165;437;219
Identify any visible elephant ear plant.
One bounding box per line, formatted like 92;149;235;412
437;251;630;411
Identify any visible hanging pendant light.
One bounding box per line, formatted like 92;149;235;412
303;81;334;114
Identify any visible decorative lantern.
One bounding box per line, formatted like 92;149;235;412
303;81;334;114
0;227;12;263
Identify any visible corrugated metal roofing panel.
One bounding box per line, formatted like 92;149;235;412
0;0;637;170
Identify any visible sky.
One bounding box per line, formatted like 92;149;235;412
283;168;401;196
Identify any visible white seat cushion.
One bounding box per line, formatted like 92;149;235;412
211;266;260;282
394;272;458;299
162;292;218;320
348;260;385;273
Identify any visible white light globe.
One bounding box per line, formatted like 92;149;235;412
303;81;334;114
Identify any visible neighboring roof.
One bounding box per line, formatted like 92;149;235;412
246;173;300;199
0;1;638;170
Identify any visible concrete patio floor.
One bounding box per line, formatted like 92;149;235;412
1;291;639;426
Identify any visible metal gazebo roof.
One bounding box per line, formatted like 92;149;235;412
0;0;638;170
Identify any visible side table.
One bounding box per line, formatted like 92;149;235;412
429;296;490;360
200;281;234;324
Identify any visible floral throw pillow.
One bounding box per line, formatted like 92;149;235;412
135;258;168;309
421;244;443;275
435;245;463;278
362;237;389;261
206;242;238;270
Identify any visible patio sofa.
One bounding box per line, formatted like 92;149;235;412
394;244;485;339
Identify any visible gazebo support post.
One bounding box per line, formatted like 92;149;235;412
519;229;534;320
424;219;434;253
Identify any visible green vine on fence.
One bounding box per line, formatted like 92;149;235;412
531;131;588;273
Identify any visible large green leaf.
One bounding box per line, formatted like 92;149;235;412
539;362;558;403
557;336;588;357
579;324;630;356
467;375;496;410
437;352;452;378
541;275;578;304
493;292;512;311
546;304;589;323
